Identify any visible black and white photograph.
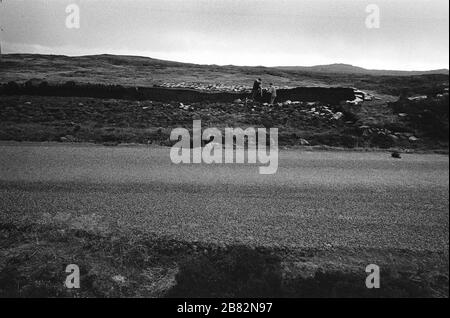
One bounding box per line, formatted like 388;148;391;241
0;0;448;303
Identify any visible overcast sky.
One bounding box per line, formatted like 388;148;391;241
0;0;448;70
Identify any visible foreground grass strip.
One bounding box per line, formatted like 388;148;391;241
0;223;447;297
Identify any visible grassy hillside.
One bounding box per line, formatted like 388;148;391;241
0;54;448;151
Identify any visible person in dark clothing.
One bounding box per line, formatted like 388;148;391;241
252;78;262;100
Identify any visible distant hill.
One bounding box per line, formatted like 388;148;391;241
276;63;449;76
74;56;450;76
3;53;448;76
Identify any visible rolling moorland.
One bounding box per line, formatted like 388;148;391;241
0;53;449;151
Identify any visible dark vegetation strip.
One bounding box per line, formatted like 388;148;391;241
0;81;355;104
0;222;447;298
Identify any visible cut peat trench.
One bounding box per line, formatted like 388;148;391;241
0;82;355;104
0;223;447;298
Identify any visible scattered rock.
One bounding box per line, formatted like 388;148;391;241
65;135;76;142
112;275;126;284
60;135;75;142
409;136;419;142
346;96;364;105
299;138;310;146
159;82;255;93
408;95;427;101
332;112;344;120
389;134;399;141
391;151;401;159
